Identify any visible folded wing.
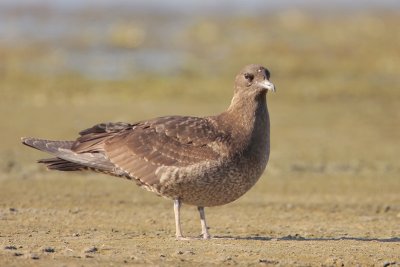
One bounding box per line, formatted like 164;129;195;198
71;116;229;186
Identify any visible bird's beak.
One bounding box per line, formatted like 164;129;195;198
258;79;276;92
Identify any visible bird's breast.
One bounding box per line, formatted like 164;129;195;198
153;101;271;207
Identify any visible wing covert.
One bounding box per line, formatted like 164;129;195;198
104;116;229;185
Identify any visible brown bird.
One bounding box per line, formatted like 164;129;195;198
21;64;275;239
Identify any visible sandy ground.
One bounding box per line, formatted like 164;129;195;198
1;163;399;266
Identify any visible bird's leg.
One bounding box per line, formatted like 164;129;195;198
174;199;184;239
197;206;211;239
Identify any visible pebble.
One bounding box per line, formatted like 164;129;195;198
4;245;17;250
84;246;98;253
383;261;396;267
31;254;40;260
43;247;55;253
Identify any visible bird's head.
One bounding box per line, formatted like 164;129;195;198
234;64;276;95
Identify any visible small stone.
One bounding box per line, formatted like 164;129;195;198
84;247;98;253
43;247;55;253
383;261;396;267
69;208;81;214
31;254;40;260
9;208;17;212
14;252;23;257
4;246;17;250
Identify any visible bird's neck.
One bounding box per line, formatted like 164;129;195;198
227;91;267;127
222;91;269;146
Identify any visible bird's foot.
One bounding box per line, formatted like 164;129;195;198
201;233;211;239
175;235;192;241
175;235;211;240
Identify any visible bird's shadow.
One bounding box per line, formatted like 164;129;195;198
212;235;400;243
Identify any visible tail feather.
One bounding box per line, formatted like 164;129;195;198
38;158;87;171
21;137;74;153
21;137;118;174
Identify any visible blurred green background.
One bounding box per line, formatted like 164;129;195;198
0;1;399;194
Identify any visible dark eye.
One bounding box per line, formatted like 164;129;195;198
265;69;271;79
244;73;254;81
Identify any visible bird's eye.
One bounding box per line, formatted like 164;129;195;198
265;69;271;79
244;73;254;81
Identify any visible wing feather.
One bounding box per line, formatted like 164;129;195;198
68;116;230;186
104;116;228;185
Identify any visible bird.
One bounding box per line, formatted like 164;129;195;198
21;64;275;239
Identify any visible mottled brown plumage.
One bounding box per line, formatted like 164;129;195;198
21;64;275;239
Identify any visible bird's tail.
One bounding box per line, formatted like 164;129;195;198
21;137;85;171
21;137;115;173
21;137;75;153
37;158;87;171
